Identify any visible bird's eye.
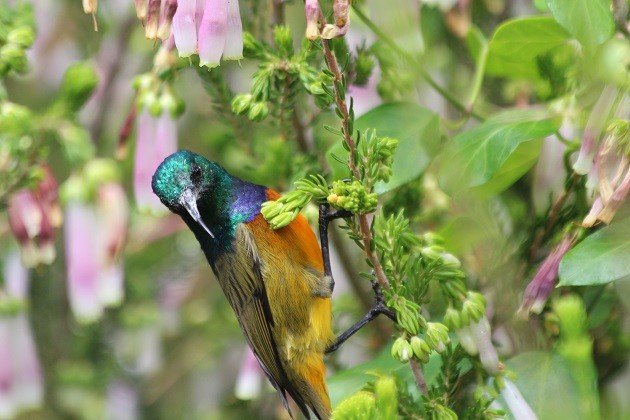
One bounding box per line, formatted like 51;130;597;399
190;165;202;183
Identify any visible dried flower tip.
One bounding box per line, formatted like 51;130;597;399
145;0;162;39
158;0;178;41
305;0;321;40
135;0;148;20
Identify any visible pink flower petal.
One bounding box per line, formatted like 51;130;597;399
197;0;228;67
223;0;243;60
65;203;103;322
173;0;198;57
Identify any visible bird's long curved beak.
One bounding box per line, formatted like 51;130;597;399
179;189;215;239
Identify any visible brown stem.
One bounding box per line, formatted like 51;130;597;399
322;39;390;290
529;173;580;263
410;359;429;395
89;15;136;143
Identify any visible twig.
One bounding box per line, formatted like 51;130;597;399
321;39;390;290
89;15;136;142
529;173;580;263
410;359;429;395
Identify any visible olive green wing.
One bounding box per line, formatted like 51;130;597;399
213;224;311;419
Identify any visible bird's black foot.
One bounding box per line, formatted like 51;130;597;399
325;279;395;354
318;203;352;293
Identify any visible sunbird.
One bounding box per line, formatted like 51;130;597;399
152;150;335;419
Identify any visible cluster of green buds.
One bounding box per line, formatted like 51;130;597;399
60;158;120;204
261;175;330;229
0;3;35;77
443;291;486;352
231;93;269;122
133;73;184;118
234;26;335;122
330;375;398;420
327;180;378;214
359;130;399;185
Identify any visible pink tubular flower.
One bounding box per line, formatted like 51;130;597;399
65;202;103;323
304;0;321;40
134;109;178;213
173;0;198;56
501;379;537;420
97;183;129;307
0;309;43;416
573;86;617;175
3;251;29;302
321;0;349;39
520;235;574;315
8;194;54;268
64;181;129;322
7;166;61;267
223;0;243;60
197;0;228;68
234;347;264;400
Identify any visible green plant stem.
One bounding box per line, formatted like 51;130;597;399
352;5;484;121
466;44;488;113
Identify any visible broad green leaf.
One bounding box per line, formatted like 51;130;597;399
438;109;559;196
486;16;570;79
558;216;630;286
328;346;442;408
326;103;441;195
505;351;582;420
546;0;614;48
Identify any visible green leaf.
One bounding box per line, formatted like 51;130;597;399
505;351;583;420
326;103;440;195
558;216;630;286
546;0;614;48
327;346;442;408
486;17;570;79
437;109;559;196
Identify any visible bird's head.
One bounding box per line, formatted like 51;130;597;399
152;150;222;238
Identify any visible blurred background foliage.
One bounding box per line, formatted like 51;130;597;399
0;0;629;419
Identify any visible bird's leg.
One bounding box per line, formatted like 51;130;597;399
325;279;395;354
318;203;396;353
318;203;352;292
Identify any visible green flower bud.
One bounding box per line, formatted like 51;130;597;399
231;94;253;115
332;391;376;419
374;377;397;420
443;307;462;330
270;210;295;229
396;306;420;335
410;336;430;363
463;298;484;323
421;245;444;261
84;158;120;188
261;201;284;220
247;101;269;122
160;92;185;118
57;124;96;165
60;174;91;204
397;339;412;363
57;61;99;113
0;102;33;134
425;322;450;353
7;26;35;48
440;252;461;268
0;43;27;73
